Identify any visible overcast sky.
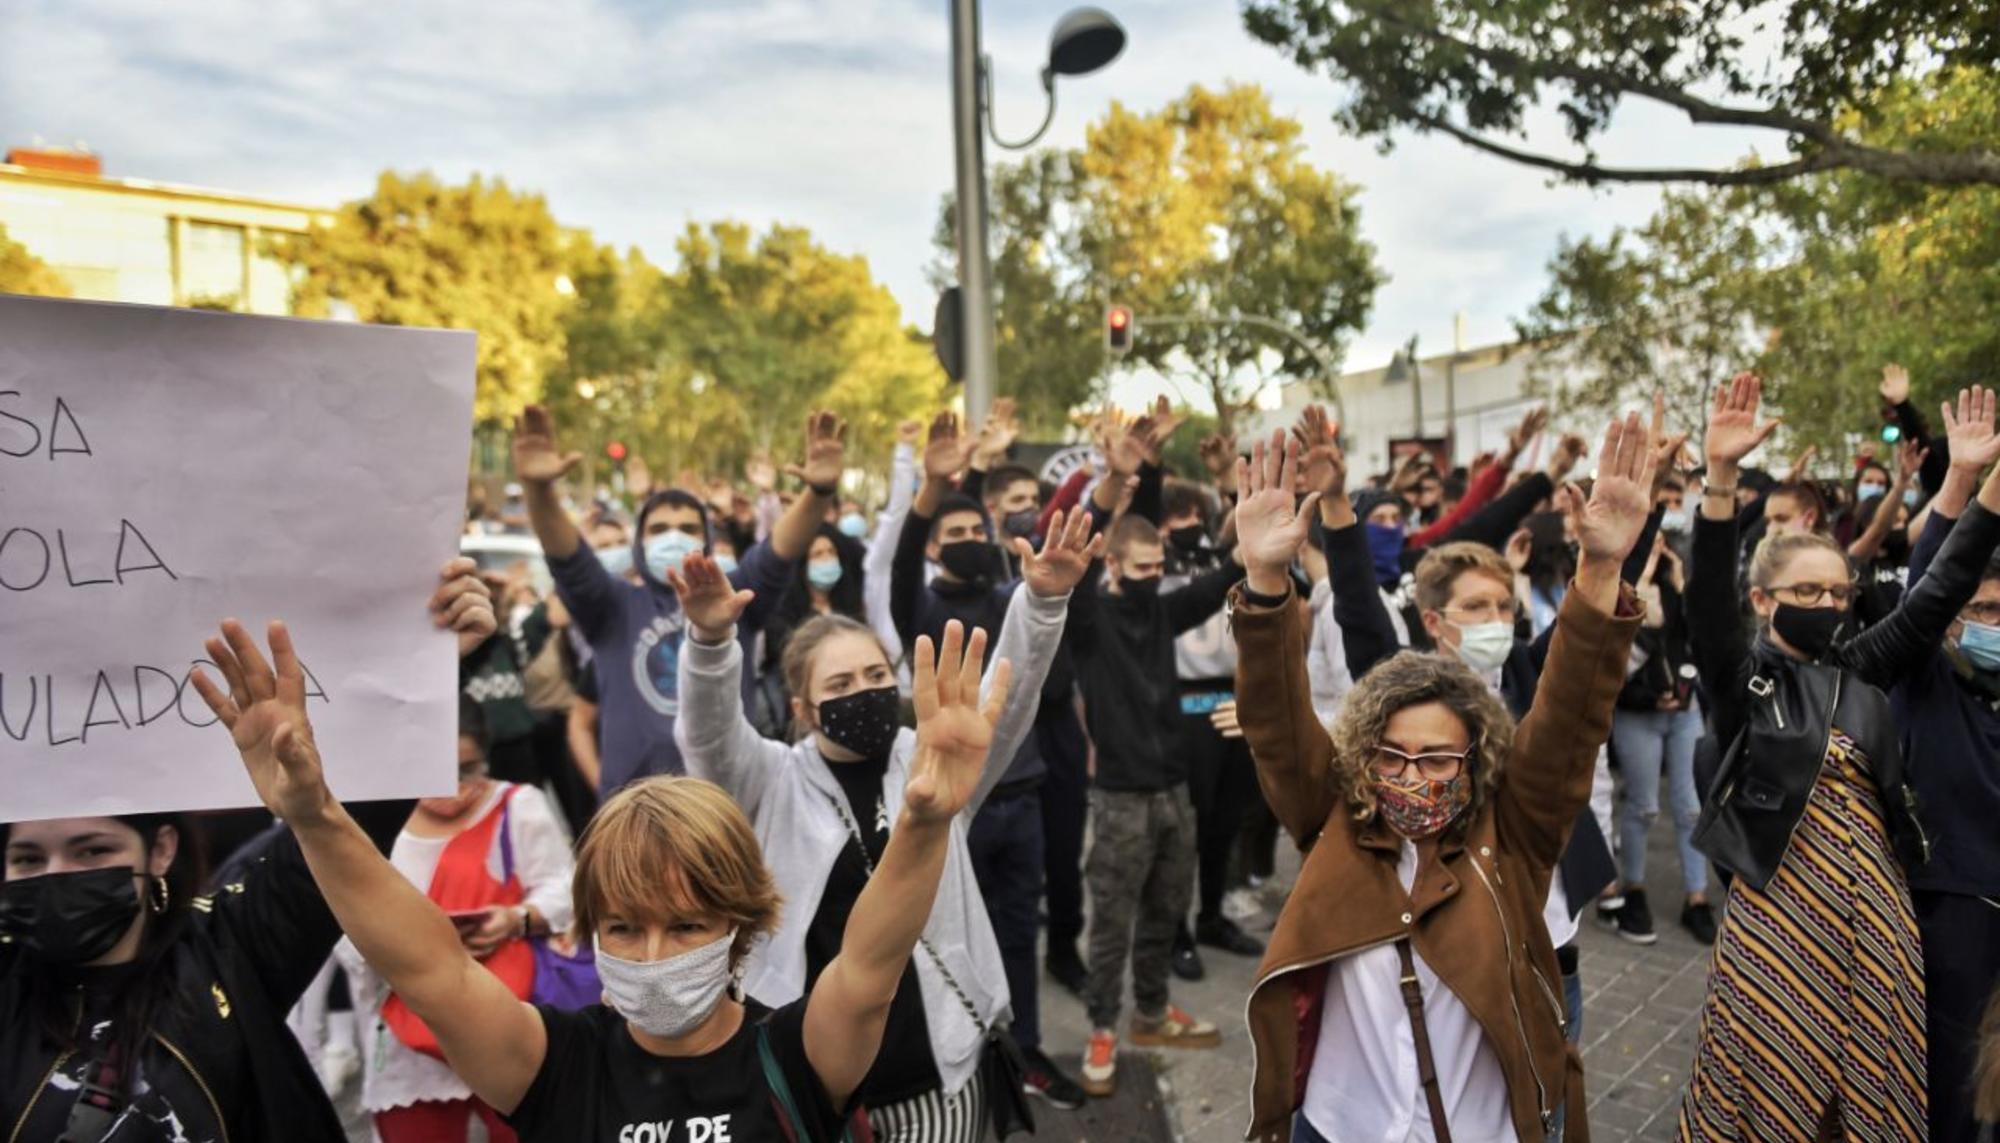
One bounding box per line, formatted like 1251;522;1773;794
3;0;1777;406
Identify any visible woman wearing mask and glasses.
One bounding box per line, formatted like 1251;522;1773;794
1679;377;2000;1141
671;514;1096;1141
185;596;1017;1143
0;563;495;1143
1227;420;1651;1143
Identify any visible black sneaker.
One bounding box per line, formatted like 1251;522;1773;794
1020;1047;1087;1110
1171;926;1205;982
1046;943;1088;997
1594;896;1624;932
1681;901;1718;946
1195;915;1266;957
1616;888;1658;945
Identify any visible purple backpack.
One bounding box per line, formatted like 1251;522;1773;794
500;797;602;1010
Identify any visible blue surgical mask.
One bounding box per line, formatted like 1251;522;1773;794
597;545;634;578
1904;488;1922;509
713;554;740;577
1958;621;2000;672
1449;620;1515;674
1659;509;1689;534
644;532;704;580
838;513;868;540
1857;483;1886;503
807;559;843;591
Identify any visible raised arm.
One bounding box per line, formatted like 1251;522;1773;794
804;622;1010;1108
1849;439;1925;561
192;619;547;1117
1497;414;1651;868
1292;405;1401;678
511;405;584;561
667;554;795;813
767;411;849;562
1232;432;1338;845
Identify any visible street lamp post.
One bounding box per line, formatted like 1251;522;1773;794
949;4;1126;425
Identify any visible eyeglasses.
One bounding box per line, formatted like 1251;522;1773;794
1369;744;1470;781
1962;601;2000;626
1769;582;1858;606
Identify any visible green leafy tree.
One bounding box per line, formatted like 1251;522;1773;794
1244;0;2000;188
0;224;71;297
274;172;573;424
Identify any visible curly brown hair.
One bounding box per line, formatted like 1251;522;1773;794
1328;651;1517;826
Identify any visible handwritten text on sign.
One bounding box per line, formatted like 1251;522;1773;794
0;295;476;820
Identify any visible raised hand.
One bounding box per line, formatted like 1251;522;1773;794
1645;390;1691;498
896;419;925;448
1016;507;1105;599
1233;430;1323;592
904;622;1011;824
923;412;976;482
511;405;582;487
1562;411;1651;564
1198;433;1238;482
1139;396;1186;463
1704;372;1782;468
1783;444;1819;486
1507;406;1549;460
1942;385;2000;472
1545;433;1589;483
1504;529;1533;574
190;620;332;827
1880;363;1912;407
787;410;849;491
1896;439;1929;484
1104;419;1149;478
973;398;1020;467
666;552;756;641
430;557;498;658
746;454;777;494
1292;404;1347;500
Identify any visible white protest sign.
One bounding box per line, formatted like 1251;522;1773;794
0;295;476;820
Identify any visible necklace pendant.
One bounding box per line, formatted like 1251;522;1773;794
875;796;890;835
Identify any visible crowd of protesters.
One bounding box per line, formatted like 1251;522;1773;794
7;362;2000;1143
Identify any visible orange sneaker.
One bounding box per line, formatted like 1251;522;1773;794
1081;1028;1118;1097
1130;1004;1221;1049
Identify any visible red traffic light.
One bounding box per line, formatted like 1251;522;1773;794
1105;305;1134;356
607;441;628;461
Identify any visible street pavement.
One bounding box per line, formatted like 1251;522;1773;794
333;807;1714;1143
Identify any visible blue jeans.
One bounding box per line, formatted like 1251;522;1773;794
1610;706;1708;895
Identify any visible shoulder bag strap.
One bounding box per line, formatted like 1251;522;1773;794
1395;938;1454;1143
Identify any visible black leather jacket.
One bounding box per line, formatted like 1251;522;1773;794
1687;504;2000;889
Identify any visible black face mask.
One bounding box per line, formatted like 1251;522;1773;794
815;685;903;759
1772;603;1846;661
1001;509;1040;540
0;867;143;964
1168;525;1205;552
938;540;996;582
1119;576;1161;602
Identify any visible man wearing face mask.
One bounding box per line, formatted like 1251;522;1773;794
512;406;847;798
1886;408;2000;1143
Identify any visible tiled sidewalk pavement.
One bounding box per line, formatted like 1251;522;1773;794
1036;809;1716;1142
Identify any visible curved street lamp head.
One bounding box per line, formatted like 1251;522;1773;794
1046;7;1125;79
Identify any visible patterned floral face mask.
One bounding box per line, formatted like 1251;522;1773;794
1372;771;1473;839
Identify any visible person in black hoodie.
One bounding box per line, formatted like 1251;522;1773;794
1072;417;1241;1099
1679;376;2000;1141
0;561;494;1143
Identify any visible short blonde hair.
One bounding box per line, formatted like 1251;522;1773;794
1414;542;1515;615
571;777;782;967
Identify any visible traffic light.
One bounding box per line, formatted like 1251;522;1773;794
606;441;627;462
1105;305;1134;357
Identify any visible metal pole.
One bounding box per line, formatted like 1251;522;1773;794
951;0;998;425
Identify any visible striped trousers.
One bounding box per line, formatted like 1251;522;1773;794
867;1070;989;1143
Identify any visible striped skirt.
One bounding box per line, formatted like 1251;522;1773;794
1679;730;1926;1141
867;1070;988;1143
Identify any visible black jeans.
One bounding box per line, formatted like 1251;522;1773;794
1916;888;2000;1143
1180;697;1257;925
970;786;1047;1053
1037;706;1089;952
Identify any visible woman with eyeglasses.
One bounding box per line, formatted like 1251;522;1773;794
1678;377;2000;1141
1226;419;1651;1143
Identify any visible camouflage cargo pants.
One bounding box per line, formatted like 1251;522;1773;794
1084;784;1197;1031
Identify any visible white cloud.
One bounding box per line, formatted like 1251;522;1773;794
1;0;1779;383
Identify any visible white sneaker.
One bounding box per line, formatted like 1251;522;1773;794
1222;887;1263;924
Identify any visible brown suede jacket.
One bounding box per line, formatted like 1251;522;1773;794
1231;579;1641;1143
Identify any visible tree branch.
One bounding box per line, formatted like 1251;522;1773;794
1408;111;1842;186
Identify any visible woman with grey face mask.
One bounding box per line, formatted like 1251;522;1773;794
188;602;1016;1143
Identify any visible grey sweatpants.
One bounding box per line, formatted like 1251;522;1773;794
1084;784;1197;1031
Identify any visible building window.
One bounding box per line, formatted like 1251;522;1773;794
181;221;245;310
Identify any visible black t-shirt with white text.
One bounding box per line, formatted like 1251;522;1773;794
505;1000;845;1143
